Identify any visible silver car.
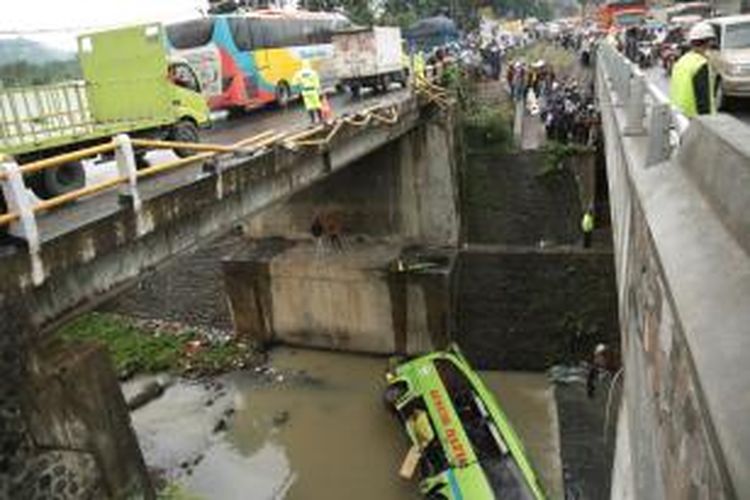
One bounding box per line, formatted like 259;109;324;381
708;15;750;109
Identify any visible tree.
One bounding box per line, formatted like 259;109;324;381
304;0;374;25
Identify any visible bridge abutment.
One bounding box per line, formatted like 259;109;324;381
0;295;153;499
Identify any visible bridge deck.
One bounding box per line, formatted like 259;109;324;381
25;89;409;245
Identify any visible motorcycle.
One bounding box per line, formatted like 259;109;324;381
637;41;656;69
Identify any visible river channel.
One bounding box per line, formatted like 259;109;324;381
127;348;562;499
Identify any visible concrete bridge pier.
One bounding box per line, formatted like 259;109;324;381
225;109;461;354
0;295;154;498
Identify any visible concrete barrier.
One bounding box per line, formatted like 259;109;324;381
598;45;750;499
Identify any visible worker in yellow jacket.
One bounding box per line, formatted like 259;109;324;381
670;22;716;118
413;51;426;83
293;60;323;123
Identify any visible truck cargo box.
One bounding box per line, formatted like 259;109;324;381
333;26;405;94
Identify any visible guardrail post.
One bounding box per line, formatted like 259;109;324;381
625;74;646;136
646;103;673;166
114;134;141;212
616;61;632;106
0;156;44;285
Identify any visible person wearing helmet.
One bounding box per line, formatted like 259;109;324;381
670;22;716;117
293;59;323;124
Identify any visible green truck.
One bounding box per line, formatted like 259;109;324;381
0;23;210;199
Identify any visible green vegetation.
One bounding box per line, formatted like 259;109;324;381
510;43;576;74
540;141;594;176
157;483;203;500
463;105;514;154
304;0;554;29
0;60;81;88
59;312;254;378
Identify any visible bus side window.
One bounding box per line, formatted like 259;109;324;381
401;398;449;479
228;17;254;51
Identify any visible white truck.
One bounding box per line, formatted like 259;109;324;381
332;27;407;98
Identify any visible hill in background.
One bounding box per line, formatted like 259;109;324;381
0;37;74;66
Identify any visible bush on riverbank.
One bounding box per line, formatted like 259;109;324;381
60;312;257;378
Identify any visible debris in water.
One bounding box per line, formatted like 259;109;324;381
272;410;290;427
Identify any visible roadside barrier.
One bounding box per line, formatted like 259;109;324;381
597;41;690;166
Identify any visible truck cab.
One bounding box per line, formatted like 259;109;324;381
0;23;210;202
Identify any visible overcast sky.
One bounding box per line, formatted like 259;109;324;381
1;0;209;50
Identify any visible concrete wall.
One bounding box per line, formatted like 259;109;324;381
245;112;461;246
455;247;619;371
462;151;584;247
101;234;241;332
0;294;152;499
223;240;454;355
598;61;750;498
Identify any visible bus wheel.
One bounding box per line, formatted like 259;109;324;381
28;161;86;200
170;120;200;158
276;82;291;108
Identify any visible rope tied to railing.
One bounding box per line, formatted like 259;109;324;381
284;103;400;149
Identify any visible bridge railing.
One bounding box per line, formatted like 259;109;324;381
597;41;690;166
0;100;417;285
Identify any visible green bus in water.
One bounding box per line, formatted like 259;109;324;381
385;344;547;500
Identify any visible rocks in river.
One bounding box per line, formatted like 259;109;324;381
272;410;290;427
127;380;165;411
213;418;229;434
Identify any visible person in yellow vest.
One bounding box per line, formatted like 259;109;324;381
582;206;595;248
670;22;716;118
413;51;426;84
293;59;323;123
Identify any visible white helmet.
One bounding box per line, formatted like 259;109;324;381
688;22;716;43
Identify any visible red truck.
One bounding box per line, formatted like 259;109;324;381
598;0;648;29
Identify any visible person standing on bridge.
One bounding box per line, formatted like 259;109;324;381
670;22;716;118
293;60;323;124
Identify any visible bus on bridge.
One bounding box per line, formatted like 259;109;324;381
166;9;352;113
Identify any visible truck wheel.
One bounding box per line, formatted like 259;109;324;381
276;82;291;108
170;120;200;158
380;74;392;93
28;161;86;200
350;83;362;99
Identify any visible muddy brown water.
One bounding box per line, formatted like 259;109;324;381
128;348;561;499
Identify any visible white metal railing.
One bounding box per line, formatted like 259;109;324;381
597;41;690;166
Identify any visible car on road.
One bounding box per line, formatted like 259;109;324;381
707;15;750;109
384;344;546;500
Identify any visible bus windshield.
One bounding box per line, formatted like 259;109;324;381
615;12;645;27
